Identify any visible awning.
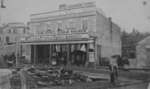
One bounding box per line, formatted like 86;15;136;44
19;39;94;45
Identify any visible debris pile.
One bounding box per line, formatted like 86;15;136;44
25;66;95;87
10;70;22;89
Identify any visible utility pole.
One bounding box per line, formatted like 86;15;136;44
0;0;6;49
0;0;6;66
0;0;6;25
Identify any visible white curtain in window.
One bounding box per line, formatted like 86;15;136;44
80;44;86;52
82;18;88;32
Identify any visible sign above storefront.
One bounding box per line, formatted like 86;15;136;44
23;34;89;42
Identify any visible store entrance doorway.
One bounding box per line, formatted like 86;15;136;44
70;44;87;66
31;45;50;64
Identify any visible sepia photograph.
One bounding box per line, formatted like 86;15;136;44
0;0;150;89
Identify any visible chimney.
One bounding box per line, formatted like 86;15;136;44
59;4;67;10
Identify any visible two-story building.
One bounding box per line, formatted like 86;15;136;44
0;22;27;56
18;2;121;66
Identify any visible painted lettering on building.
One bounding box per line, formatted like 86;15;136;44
24;34;89;42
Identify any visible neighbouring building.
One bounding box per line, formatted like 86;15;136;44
18;2;121;66
0;22;27;56
136;36;150;68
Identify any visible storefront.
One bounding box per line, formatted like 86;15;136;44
18;34;97;67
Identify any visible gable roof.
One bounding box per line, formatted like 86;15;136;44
138;36;150;45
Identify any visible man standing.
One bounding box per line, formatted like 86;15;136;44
109;55;118;85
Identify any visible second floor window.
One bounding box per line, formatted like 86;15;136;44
6;36;10;43
22;28;26;34
82;18;88;32
8;29;11;33
13;29;17;34
57;21;68;34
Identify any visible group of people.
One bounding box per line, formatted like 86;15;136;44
51;50;87;66
51;52;67;66
2;53;16;67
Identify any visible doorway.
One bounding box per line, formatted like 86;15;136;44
31;45;50;64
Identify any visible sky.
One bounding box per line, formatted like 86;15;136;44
0;0;150;32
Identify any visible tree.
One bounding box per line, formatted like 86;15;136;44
121;29;150;58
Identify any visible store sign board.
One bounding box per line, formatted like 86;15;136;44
26;35;56;41
25;34;89;41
